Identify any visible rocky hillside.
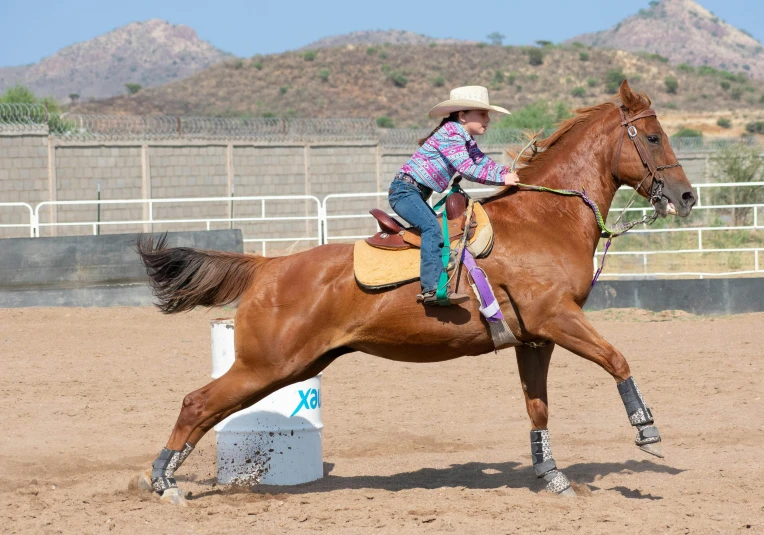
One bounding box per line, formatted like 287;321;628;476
301;30;471;50
72;43;763;127
567;0;764;80
0;19;230;102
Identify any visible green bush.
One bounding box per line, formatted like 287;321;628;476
125;83;142;95
319;69;330;82
0;84;37;104
387;71;408;88
571;41;585;48
716;117;732;129
604;69;626;94
262;112;276;118
302;50;317;61
476;42;488;48
366;47;378;56
571;87;586;97
497;100;570;130
672;127;702;138
579;51;589;61
638;52;669;63
587;77;598;87
664;76;678;94
233;59;244;70
432;75;445;87
506;73;516;85
252;61;263;70
528;48;543;66
677;63;694;73
745;121;764;134
720;80;731;90
492;70;504;86
376;116;395;128
731;88;743;100
279;86;288;95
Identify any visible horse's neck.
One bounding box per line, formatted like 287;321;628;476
516;120;620;246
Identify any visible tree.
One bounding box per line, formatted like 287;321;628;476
125;83;142;95
487;32;505;46
664;76;678;94
709;144;764;226
69;93;80;105
497;100;570;131
528;48;544;66
604;69;626;94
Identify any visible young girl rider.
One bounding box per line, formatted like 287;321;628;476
389;86;520;307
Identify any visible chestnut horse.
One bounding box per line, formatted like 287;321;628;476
135;81;696;504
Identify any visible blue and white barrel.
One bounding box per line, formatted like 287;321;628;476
210;319;323;486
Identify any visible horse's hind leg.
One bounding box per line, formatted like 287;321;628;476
141;351;339;505
515;343;576;497
536;302;663;458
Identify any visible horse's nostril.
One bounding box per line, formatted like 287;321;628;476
682;191;697;207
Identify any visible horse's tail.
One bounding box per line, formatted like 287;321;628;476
136;234;265;314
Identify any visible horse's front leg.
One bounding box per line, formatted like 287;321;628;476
534;301;663;458
515;343;576;496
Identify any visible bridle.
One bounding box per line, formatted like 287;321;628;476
612;107;682;206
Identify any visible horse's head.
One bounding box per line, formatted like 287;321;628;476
613;80;696;217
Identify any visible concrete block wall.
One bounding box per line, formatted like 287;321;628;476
0;135;48;238
312;145;379;242
149;145;229;234
233;145;316;254
48;146;144;237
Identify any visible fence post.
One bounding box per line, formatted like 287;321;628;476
226;144;234;224
304;143;311;241
46;137;58;237
141;145;152;233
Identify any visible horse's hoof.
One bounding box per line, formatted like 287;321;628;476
638;441;664;458
159;487;188;507
128;470;153;493
559;486;577;497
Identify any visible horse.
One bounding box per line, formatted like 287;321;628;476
134;80;696;504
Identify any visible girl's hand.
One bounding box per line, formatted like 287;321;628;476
504;171;520;186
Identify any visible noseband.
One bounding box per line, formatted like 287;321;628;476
612;107;682;205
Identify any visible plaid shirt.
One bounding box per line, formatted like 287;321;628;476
400;121;508;193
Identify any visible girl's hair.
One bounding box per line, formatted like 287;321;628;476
417;111;461;146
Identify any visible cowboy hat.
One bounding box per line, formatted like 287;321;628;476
428;86;511;118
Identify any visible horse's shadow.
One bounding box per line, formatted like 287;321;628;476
184;458;682;500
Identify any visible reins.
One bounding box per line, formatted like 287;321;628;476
507;106;683;286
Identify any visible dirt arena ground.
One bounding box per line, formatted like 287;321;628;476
1;307;763;534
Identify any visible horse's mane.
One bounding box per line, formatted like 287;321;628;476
484;91;652;202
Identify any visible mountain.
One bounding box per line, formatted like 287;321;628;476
567;0;764;80
300;30;472;50
71;43;763;126
0;19;231;102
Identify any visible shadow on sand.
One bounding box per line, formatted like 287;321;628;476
184;458;683;500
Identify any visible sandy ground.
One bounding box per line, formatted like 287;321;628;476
1;306;763;534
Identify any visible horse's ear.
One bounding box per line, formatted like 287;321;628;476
619;80;640;111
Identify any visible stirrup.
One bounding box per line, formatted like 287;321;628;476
417;290;470;307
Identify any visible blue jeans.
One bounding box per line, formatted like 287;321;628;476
388;179;443;293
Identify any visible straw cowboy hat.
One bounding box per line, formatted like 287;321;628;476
428;86;511;119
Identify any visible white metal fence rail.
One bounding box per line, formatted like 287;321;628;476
33;196;323;256
3;183;763;277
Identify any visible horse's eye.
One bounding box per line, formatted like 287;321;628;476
647;135;660;144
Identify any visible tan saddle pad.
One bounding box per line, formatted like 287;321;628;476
354;202;494;289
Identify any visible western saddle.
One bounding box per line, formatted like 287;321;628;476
365;191;478;251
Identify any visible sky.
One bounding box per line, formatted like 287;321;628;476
1;0;763;67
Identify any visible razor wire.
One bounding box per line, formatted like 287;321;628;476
0;104;761;150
